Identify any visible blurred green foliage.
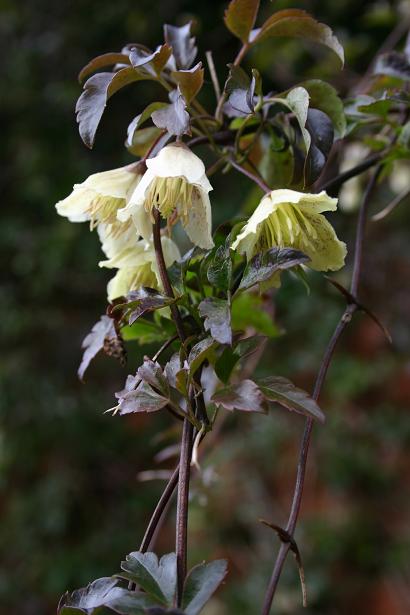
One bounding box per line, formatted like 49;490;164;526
1;0;410;613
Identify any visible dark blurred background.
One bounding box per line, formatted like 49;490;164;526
1;0;410;613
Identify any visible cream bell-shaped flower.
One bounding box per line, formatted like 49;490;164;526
117;144;214;249
99;236;181;302
232;189;346;285
56;164;142;228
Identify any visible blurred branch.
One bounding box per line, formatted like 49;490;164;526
261;165;382;614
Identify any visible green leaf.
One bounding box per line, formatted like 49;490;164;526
231;294;279;337
214;335;266;383
239;247;309;290
188;337;218;375
126;126;163;156
374;51;410;81
258;130;295;189
224;0;260;44
164;22;197;69
121;320;169;345
257;376;325;422
251;9;344;66
283;87;311;152
76;68;154;148
206;244;232;292
78;52;131;83
78;315;125;381
212;379;268;413
171;62;204;103
298;79;346;139
198;298;232;345
152;89;191;136
120;552;177;606
126;103;168;147
182;559;228;615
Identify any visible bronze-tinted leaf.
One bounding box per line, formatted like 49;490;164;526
171;62;204;103
78;52;131;83
129;44;172;75
224;0;260;44
257;376;325;422
116;288;178;325
251;9;344;66
239;247;309;290
198;298;232;345
164;22;197;69
78;315;124;381
212;379;268;413
76;68;153;148
117;381;169;415
151;90;191;136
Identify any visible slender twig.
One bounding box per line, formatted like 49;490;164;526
372;186;410;222
206;50;221;101
139;465;180;552
261;165;381;614
317;151;384;194
230;158;271;193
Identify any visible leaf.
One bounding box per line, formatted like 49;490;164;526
118;288;178;325
120;552;177;605
117;381;170;415
257;376;325;422
182;560;228;615
212;379;268;413
214;335;266;383
198;298;232;345
78;315;124;381
129;44;172;75
171;63;204;103
251;9;344;66
239;247;309;290
137;358;170;397
76;68;154;148
59;578;156;614
224;0;260;43
224;65;255;117
78;52;131;83
206;244;232;292
126;103;168;147
152;89;191;137
231;294;279;337
121;319;169;345
304;108;334;184
164;22;197;69
374;51;410;81
284;87;311;152
188;337;218;375
298;79;346;139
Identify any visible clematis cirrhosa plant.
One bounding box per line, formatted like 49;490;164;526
232;189;347;286
99;236;181;301
117;143;214;249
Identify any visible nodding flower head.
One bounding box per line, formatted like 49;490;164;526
232;189;346;286
99;236;181;302
56;164;142;228
117;144;214;249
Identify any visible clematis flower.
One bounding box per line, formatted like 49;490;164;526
56;164;142;227
99;236;181;302
232;189;346;286
117;144;214;249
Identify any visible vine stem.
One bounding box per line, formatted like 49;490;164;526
152;209;194;606
261;166;381;614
